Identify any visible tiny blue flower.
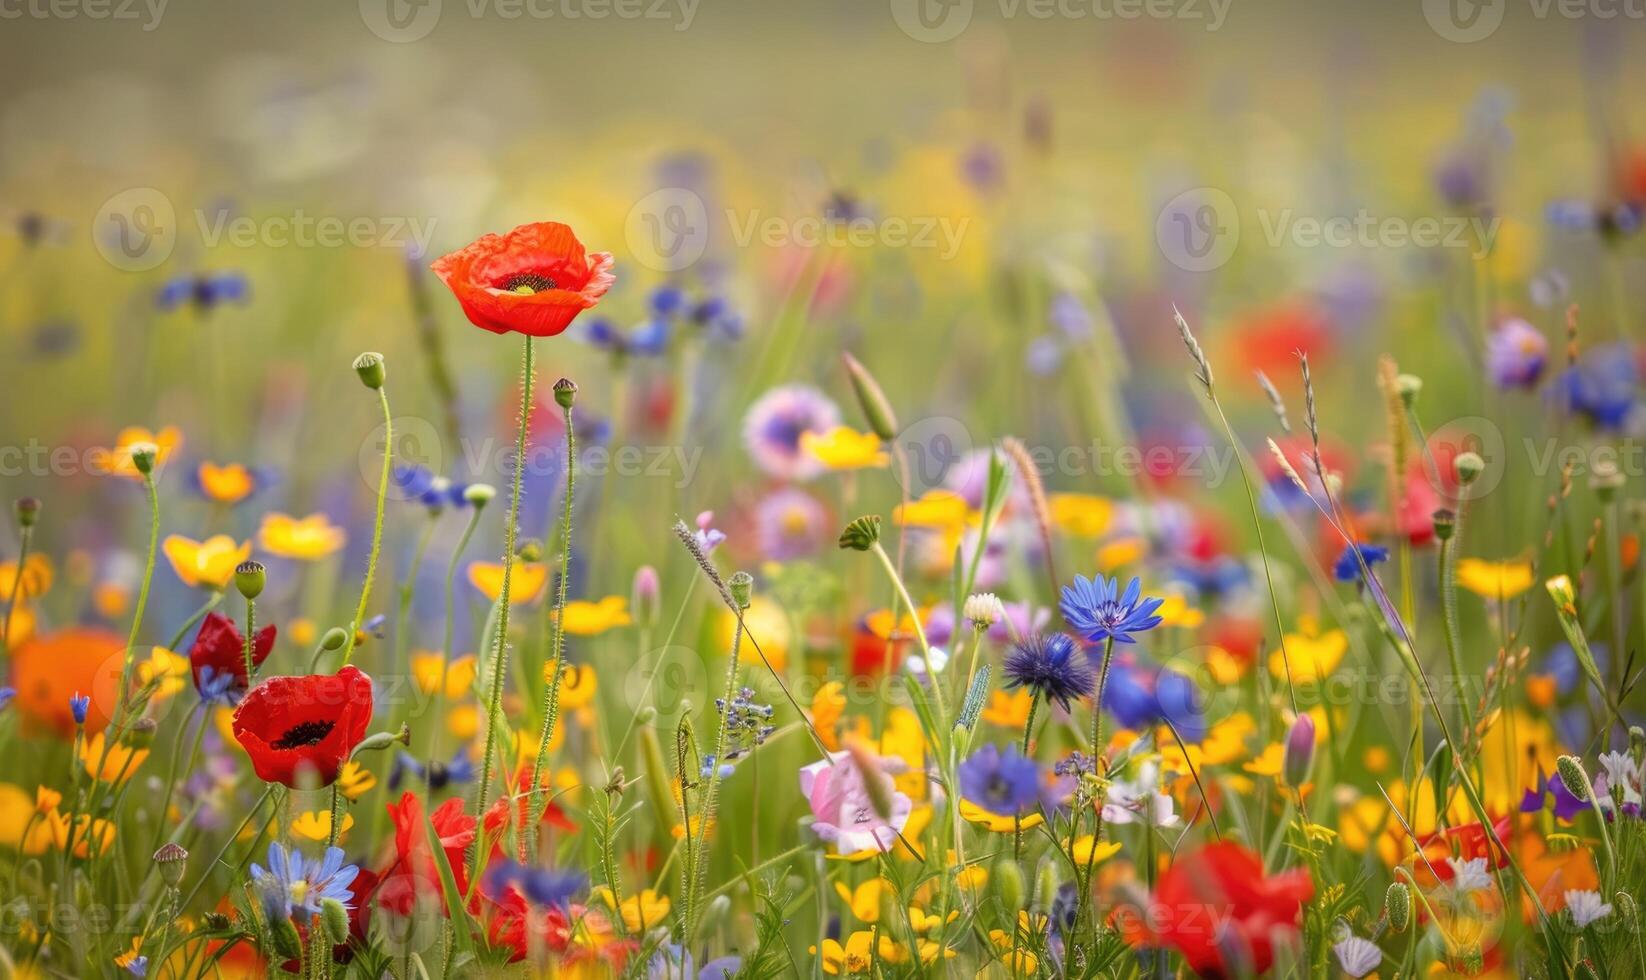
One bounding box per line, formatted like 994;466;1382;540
0;686;14;712
1333;543;1390;583
70;692;90;725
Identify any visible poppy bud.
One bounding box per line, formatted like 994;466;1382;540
841;352;899;441
1284;713;1315;787
129;442;158;476
1453;451;1485;486
553;377;578;410
1557;754;1593;801
351;727;408;757
464;483;497;508
1385;880;1411;932
321;898;351;945
153;842;188;888
234;560;266;600
320;627;350;651
993;857;1025;912
1033;855;1058;912
517;538;544;562
129;718;158;747
272;916;303;959
728;571;753;610
14;497;39;528
352;352;386;389
1395;373;1422;407
837;515;882;552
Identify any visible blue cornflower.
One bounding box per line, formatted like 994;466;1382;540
392;465;469;511
1059;575;1164;645
69;692;90;725
1100;654;1207;741
1003;632;1094;712
390;749;476;792
1333;544;1390;583
0;686;14;712
156;272;250;313
958;744;1043;816
249;842;359;921
486;860;587;908
688;295;743;342
583;316;670;358
1556;343;1638;430
196;666;240;706
649;284;687;317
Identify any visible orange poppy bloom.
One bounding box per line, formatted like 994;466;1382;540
430;221;613;337
10;627;124;737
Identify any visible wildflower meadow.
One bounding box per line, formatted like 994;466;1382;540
1;4;1645;978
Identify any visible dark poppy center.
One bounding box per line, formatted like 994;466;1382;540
499;273;559;294
273;719;335;749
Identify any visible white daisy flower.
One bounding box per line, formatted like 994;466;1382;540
1332;936;1382;978
1565;889;1613;929
1445;857;1493;895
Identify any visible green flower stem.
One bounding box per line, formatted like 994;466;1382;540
342;386;393;666
178;785;276;913
113;471;161;730
868;539;944;724
165;590;224;651
686;618;742;940
474;335;534;847
326;782;344;850
1436;528;1475;733
1;521;33;652
242;598;257;686
526;401;577;854
430;503;485;764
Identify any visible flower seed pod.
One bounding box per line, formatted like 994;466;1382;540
1395;374;1422;407
1453;451;1485;486
553;377;578;410
129;442;158;476
464;483;497;507
14;497;40;528
727;571;754;610
841;353;899;441
1432;508;1457;541
234;560;266;600
837;515;882;552
352;352;386;389
153;842;188;888
1385;880;1411;932
321;897;351;945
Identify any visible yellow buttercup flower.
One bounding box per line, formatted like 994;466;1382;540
959;799;1043;832
136;647;190;701
1456;558;1534;599
259;512;347;560
1243;743;1285;778
1155;593;1204;629
552;662;598;713
834;878;891;923
594;887;670;933
0;554;53;600
1049;492;1114;537
1067;835;1122;865
336;761;377;802
468;559;547;604
80;733;150;785
908;905;959;934
93;425;182;481
801;426;889;469
197;462;256;504
0;784;57;854
290;810;354;842
162;535;251;590
412;652;476;698
1096;536;1146;571
1267;618;1347;683
557;595;632;635
811;932;906;975
892;490;972;530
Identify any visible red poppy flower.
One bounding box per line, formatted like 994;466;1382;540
1138;842;1313;978
379;791;477;915
231;666;373;788
188;611;275;697
430;222;614;337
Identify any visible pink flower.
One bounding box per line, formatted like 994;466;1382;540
799;749;912;854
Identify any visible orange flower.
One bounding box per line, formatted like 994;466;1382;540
197;462;256;504
258;512;346;560
92;425;182;481
430;222;613;337
10;627;123;737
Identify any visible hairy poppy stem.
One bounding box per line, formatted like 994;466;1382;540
475;335;534;845
526;397;576;855
342;386;393;666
